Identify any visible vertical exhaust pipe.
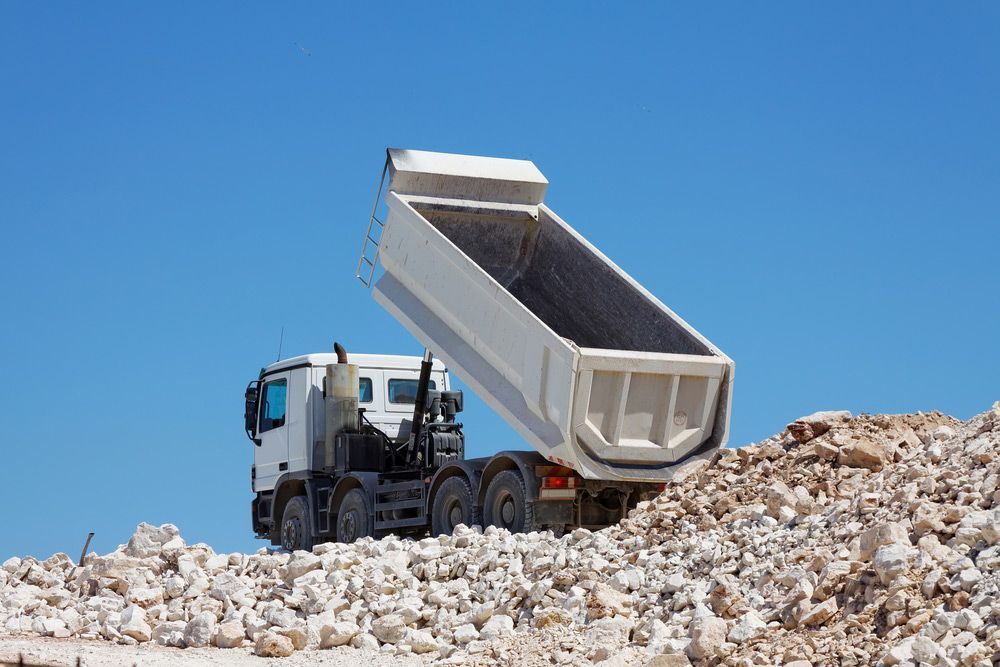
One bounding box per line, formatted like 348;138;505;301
323;342;359;469
334;341;348;364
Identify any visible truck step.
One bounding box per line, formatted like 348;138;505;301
375;498;424;512
375;479;425;494
375;516;428;530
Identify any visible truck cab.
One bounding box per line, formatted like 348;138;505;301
245;352;449;547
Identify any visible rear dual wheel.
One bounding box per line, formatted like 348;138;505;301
431;476;480;536
483;470;538;534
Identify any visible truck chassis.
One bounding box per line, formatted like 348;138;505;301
252;446;661;550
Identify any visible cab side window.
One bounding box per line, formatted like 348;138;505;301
359;377;373;403
259;379;287;432
388;378;436;404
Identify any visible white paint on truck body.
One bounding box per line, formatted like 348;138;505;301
370;149;734;483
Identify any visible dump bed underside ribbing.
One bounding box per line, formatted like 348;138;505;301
413;204;711;357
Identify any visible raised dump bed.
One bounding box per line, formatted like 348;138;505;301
362;149;734;482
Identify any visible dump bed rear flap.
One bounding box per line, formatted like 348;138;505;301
573;349;726;466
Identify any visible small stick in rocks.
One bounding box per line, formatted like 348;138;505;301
78;532;94;566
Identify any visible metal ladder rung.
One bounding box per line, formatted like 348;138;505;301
375;498;424;512
355;157;390;288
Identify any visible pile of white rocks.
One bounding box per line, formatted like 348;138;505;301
2;404;998;666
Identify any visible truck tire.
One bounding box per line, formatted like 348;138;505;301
336;489;372;543
280;496;314;552
431;476;480;536
483;470;537;534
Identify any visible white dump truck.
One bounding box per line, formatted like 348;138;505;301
245;149;734;550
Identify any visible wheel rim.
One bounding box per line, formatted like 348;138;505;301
281;519;299;551
501;498;515;524
492;490;517;529
341;511;358;542
448;502;463;530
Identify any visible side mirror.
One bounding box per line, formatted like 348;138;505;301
244;381;261;441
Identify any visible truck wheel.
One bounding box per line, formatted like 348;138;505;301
336;489;371;543
483;470;536;534
431;476;480;536
280;496;314;552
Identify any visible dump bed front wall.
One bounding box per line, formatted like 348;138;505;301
387;148;548;205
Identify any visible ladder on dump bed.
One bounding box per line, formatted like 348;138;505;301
355;155;390;288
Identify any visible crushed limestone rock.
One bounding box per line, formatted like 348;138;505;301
2;405;1000;665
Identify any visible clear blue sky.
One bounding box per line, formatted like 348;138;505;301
2;4;997;559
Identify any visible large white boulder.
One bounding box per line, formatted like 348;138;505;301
182;612;216;648
120;605;151;642
371;614;406;644
123;523;181;559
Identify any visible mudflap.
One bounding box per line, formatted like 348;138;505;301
533;500;575;526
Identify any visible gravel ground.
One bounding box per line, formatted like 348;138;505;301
4;405;999;665
0;633;417;666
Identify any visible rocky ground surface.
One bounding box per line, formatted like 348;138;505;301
2;405;999;666
0;635;406;666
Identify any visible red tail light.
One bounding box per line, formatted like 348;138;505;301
541;476;576;489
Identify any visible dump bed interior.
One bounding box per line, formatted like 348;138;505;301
412;204;711;357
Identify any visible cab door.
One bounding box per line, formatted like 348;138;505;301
254;373;289;492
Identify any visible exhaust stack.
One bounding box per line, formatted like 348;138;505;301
322;342;359;468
